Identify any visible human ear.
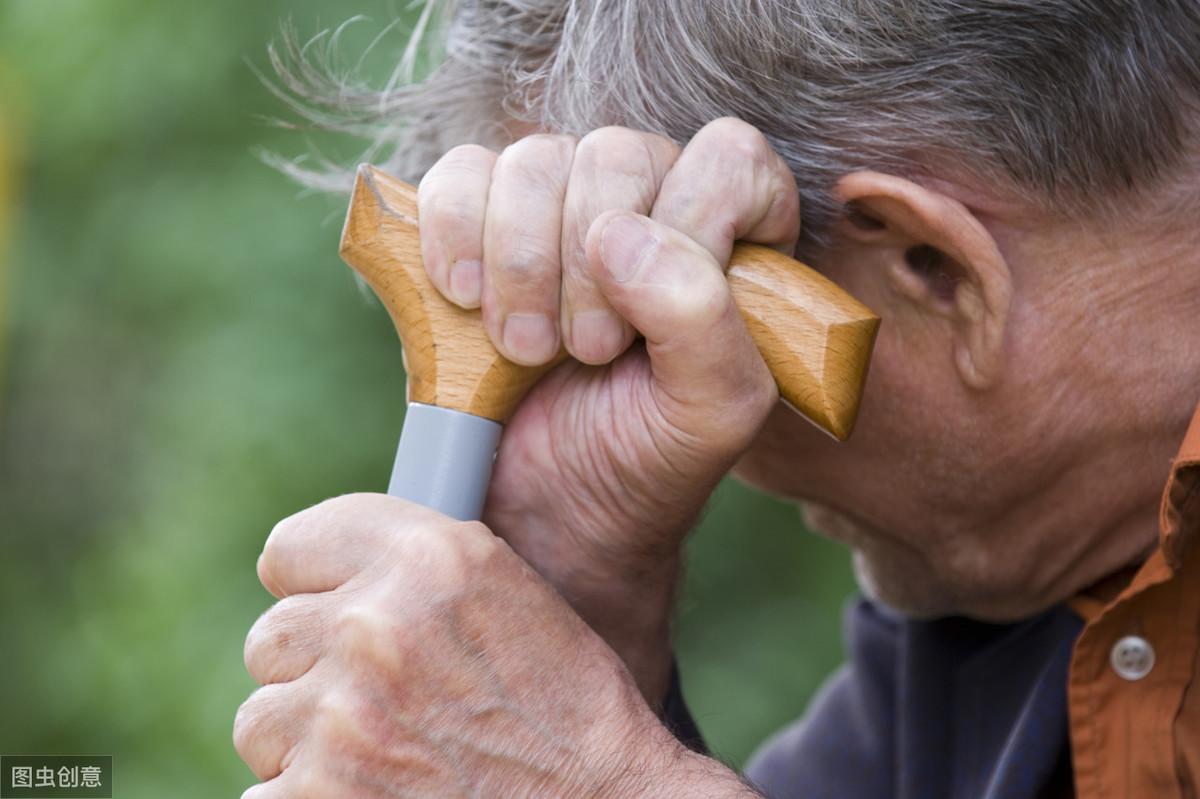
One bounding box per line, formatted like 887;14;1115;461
834;171;1012;390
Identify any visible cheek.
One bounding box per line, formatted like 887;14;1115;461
845;321;970;462
734;330;962;513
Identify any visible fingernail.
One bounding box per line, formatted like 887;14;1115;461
600;214;658;283
502;313;558;364
449;259;482;307
571;310;625;363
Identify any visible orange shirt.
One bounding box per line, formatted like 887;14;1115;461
1067;403;1200;798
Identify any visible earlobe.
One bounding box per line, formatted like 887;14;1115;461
835;171;1012;390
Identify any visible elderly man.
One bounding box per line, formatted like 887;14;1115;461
235;2;1200;797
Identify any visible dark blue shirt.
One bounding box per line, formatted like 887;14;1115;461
665;598;1084;799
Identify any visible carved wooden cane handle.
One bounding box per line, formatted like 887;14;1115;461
340;165;879;440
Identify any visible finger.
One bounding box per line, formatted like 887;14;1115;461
652;117;800;264
481;134;577;365
587;211;778;454
240;773;290;799
417;144;497;308
240;755;317;799
234;681;312;781
559;128;679;364
241;780;282;799
245;594;328;686
259;493;438;598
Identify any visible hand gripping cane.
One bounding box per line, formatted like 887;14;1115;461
339;165;880;522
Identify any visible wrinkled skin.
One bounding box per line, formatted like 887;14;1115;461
236;119;794;797
236;115;1200;796
234;494;735;798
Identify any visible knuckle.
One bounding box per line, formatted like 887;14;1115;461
332;597;401;665
313;686;361;736
769;184;801;219
406;528;459;574
262;495;363;573
243;620;272;677
233;686;278;757
569;130;679;236
421;156;489;242
373;498;448;549
498;134;576;186
334;599;390;641
700;118;791;193
317;493;388;533
422;144;496;185
243;598;305;677
503;132;576;162
232;704;253;755
575;127;654;176
440;143;497;169
703;117;771;159
405;520;501;587
261;518;299;581
450;520;503;565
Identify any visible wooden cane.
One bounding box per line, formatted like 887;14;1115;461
340;164;879;520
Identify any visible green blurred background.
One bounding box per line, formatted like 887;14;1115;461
0;1;854;795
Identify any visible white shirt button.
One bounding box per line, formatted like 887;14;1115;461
1110;635;1155;681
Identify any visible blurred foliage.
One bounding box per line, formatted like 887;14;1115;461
0;1;854;795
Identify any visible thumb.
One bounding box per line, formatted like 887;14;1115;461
586;210;778;455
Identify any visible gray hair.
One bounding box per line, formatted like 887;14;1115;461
267;0;1200;251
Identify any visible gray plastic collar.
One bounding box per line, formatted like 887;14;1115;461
387;403;503;521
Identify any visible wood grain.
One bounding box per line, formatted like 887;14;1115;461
340;165;879;440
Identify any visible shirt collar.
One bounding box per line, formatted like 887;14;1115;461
1160;399;1200;571
1068;399;1200;622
